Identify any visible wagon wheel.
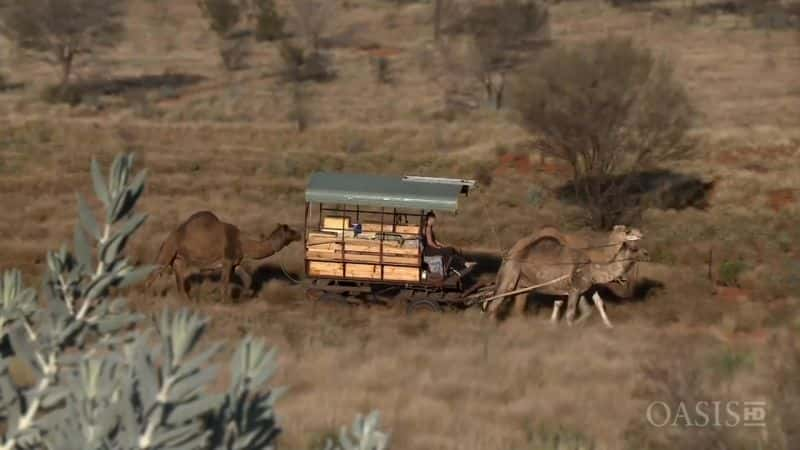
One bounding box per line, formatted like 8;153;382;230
406;298;444;315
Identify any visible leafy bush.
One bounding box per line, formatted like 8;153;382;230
197;0;251;70
371;57;393;84
253;0;286;41
279;41;336;82
750;2;800;29
717;259;747;287
0;153;390;449
513;423;596;450
197;0;241;36
219;35;252;71
40;84;84;106
445;0;551;109
323;411;391;450
510;36;696;229
288;0;336;50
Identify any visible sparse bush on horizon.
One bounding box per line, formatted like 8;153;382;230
279;41;336;83
430;0;551;110
510;36;697;229
196;0;252;70
253;0;286;41
288;0;336;50
0;0;127;91
371;56;393;84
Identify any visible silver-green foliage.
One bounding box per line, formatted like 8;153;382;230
0;153;285;450
323;410;391;450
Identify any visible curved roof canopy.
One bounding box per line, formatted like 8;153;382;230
305;172;476;212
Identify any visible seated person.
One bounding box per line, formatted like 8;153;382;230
421;211;467;272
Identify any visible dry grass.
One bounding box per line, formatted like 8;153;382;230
1;0;799;448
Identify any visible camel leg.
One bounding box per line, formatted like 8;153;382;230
172;259;191;302
234;265;253;297
487;262;519;319
564;290;580;326
512;293;527;316
551;299;564;323
592;291;614;328
575;295;594;325
145;268;162;296
220;260;233;304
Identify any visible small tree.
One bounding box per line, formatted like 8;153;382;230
197;0;241;36
251;0;286;41
463;0;550;109
511;36;697;229
432;0;464;41
197;0;251;70
0;0;127;90
288;0;335;50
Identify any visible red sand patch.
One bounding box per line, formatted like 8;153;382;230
493;153;532;175
715;150;742;167
731;328;770;345
766;189;796;212
538;161;570;176
714;286;751;303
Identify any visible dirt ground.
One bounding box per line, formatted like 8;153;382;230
1;0;799;449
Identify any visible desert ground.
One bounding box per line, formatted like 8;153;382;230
1;0;799;449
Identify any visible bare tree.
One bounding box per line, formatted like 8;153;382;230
197;0;254;71
433;0;466;41
462;0;550;109
288;0;335;50
0;0;127;89
511;36;697;229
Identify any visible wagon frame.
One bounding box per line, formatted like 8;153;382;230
301;171;491;313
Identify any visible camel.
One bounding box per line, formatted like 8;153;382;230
486;225;649;327
145;211;302;303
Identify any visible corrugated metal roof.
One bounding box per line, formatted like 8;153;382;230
305;172;472;212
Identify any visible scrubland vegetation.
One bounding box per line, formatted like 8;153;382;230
1;0;799;449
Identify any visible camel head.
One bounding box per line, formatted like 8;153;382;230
621;228;649;263
609;226;649;263
265;223;302;246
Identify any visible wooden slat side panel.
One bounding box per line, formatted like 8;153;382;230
307;250;419;265
382;266;420;282
323;216;351;229
396;225;420;235
345;263;382;279
308;261;344;277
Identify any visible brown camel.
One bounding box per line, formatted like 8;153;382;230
486;225;649;327
145;211;302;302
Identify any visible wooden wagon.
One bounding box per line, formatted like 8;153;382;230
301;172;497;313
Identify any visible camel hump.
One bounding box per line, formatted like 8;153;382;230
181;210;222;227
533;226;568;246
506;231;565;261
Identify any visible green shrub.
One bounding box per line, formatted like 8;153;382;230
510;36;696;230
0;152;391;449
371;56;392;84
197;0;241;36
40;84;83;106
253;0;286;41
513;423;596;450
279;41;336;83
717;259;747;287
